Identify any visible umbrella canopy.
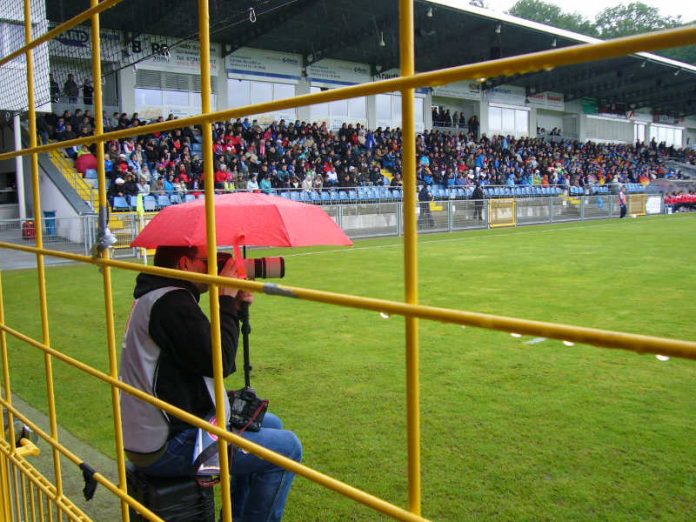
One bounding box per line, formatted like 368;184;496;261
131;192;352;248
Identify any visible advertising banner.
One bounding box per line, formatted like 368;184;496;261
432;80;481;101
373;69;429;95
308;59;370;87
526;91;564;111
225;47;302;81
485;84;525;106
134;39;220;75
49;26;219;74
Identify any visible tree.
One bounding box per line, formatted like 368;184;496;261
594;2;683;39
508;0;694;64
507;0;596;36
594;3;693;64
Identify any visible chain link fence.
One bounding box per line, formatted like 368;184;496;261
0;194;666;268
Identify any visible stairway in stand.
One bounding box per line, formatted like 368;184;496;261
47;149;127;239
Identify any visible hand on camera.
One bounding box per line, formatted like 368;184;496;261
219;256;254;305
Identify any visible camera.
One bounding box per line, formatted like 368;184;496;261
217;252;285;279
227;387;268;432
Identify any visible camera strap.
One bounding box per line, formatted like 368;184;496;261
233;243;247;279
191;377;231;482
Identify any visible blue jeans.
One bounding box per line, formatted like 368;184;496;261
137;413;302;522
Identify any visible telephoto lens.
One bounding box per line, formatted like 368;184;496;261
216;252;285;279
243;257;285;279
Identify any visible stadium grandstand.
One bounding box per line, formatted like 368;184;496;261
2;1;696;522
0;0;695;254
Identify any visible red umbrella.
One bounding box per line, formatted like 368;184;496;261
131;192;352;248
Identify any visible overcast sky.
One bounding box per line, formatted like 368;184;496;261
484;0;696;24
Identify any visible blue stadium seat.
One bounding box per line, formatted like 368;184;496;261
85;169;98;180
157;195;171;209
113;196;130;211
170;194;182;205
184;194;196;203
321;191;330;202
128;195;139;209
143;195;157;211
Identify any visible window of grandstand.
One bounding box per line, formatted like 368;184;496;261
228;79;295;124
135;69;216;118
0;22;25;66
488;105;529;136
0;172;18;204
634;122;646;143
310;87;367;129
649;124;683;147
376;93;425;131
585;115;633;142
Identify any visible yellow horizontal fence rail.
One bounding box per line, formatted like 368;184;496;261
0;0;125;69
2;241;696;360
0;318;427;522
1;1;696;521
0;439;91;522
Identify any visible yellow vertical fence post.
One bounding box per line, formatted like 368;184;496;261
0;270;17;520
89;0;131;520
23;0;64;502
399;0;421;515
198;1;234;520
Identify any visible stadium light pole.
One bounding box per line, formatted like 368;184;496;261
399;0;422;516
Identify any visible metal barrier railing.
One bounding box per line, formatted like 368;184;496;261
0;1;695;521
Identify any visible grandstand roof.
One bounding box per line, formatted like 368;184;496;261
49;0;696;117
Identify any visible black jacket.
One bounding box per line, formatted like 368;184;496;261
133;273;240;437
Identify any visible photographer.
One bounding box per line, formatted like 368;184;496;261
120;246;302;521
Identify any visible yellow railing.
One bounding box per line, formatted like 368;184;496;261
48;149;100;211
0;1;695;521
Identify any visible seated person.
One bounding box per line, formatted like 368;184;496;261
119;246;302;521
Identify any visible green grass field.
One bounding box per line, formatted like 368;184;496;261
2;214;695;521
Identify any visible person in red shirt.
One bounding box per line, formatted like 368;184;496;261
214;164;229;192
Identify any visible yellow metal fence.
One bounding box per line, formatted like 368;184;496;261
1;1;695;521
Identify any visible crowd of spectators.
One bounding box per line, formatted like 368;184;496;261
36;107;688;209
